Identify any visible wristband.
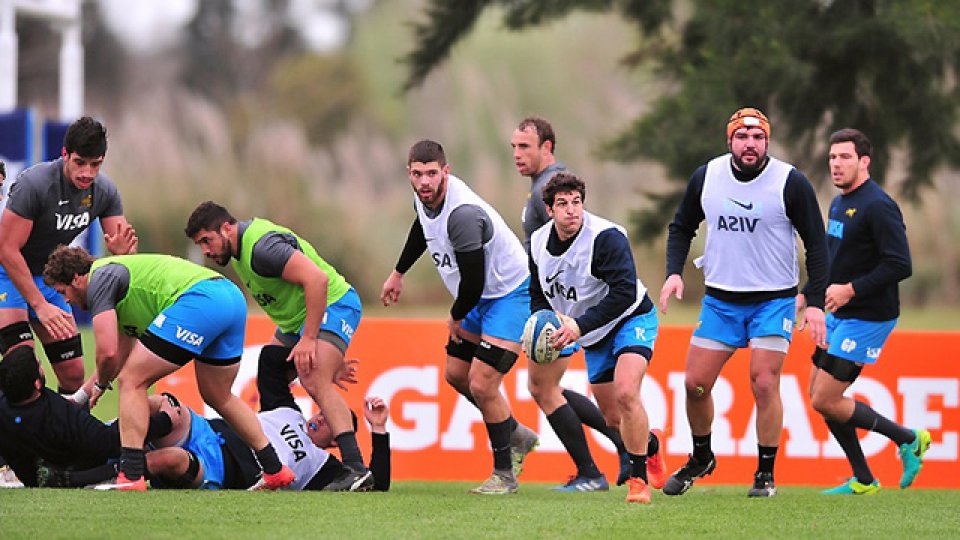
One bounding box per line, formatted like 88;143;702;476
95;381;113;392
71;387;90;406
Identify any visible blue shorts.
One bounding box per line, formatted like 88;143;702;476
825;313;897;365
275;287;363;355
461;277;530;343
584;307;659;384
693;295;795;348
150;410;226;490
148;279;247;362
0;269;73;318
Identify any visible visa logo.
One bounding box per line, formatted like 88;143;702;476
175;326;205;347
55;212;90;231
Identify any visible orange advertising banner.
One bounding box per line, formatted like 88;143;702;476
157;315;960;488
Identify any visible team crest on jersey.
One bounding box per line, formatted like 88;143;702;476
845;207;857;218
0;292;6;302
80;195;92;208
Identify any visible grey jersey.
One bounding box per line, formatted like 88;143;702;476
521;161;567;252
236;220;297;278
6;158;123;274
85;263;130;318
422;203;493;252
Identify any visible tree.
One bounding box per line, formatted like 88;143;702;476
403;0;960;241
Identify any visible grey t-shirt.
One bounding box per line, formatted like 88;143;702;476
236;220;298;278
86;263;130;318
521;161;567;252
6;158;123;274
422;203;492;252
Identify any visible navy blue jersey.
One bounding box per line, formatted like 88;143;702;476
0;388;120;486
826;179;911;321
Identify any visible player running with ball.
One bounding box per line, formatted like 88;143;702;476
527;172;666;503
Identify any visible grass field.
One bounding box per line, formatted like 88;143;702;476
0;482;960;540
11;309;956;539
1;482;956;539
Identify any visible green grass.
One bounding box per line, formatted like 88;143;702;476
0;482;956;539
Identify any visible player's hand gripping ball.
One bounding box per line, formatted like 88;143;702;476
522;309;563;365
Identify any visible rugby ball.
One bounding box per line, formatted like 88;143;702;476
522;309;563;365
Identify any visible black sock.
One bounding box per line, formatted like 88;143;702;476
849;401;914;446
254;444;283;475
119;447;145;480
629;453;648;482
647;431;660;456
561;388;622;445
334;432;365;470
508;416;519;433
827;419;874;484
69;463;119;487
693;433;713;462
757;444;778;474
546;404;601;478
485;419;513;472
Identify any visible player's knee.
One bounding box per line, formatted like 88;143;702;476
750;372;780;403
809;391;837;417
0;321;34;354
614;382;640;413
601;409;621;428
117;368;151;394
51;359;85;393
468;376;495;402
526;372;554;402
684;377;714;400
444;368;470;396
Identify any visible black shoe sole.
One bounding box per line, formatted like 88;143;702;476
662;458;717;496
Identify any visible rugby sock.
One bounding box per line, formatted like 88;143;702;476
546;404;602;478
485;419;513;473
334;432;365;469
69;463;119;487
561;389;627;452
692;433;713;463
119;447;145;481
849;401;914;445
647;431;660;457
826;419;874;484
254;444;283;475
629;453;648;482
757;444;778;474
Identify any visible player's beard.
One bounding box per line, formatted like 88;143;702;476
420;174;447;209
732;151;767;174
213;235;233;266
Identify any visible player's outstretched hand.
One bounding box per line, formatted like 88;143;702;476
104;221;138;255
364;396;389;433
